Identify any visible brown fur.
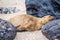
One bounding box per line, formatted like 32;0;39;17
8;14;54;31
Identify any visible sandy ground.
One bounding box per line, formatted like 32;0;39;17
14;31;48;40
0;0;48;40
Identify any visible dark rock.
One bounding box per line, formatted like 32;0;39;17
51;0;60;19
0;7;19;14
0;19;16;40
41;19;60;40
25;0;60;19
25;0;55;17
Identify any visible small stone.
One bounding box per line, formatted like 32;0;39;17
0;19;16;40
